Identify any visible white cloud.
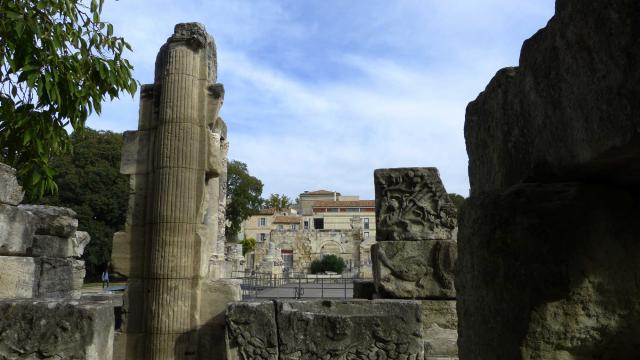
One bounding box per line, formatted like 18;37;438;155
89;0;556;199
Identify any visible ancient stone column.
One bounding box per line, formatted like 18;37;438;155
113;22;226;359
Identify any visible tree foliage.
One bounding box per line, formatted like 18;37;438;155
448;193;466;212
29;128;128;279
0;0;137;199
241;237;256;256
264;193;292;210
309;254;346;274
226;160;263;242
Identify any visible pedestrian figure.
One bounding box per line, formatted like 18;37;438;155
101;269;110;290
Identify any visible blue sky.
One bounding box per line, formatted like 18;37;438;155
92;0;556;200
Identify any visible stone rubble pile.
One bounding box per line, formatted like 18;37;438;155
371;168;459;360
0;163;114;360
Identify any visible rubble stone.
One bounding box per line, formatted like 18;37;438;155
18;205;78;238
373;240;456;299
374;168;457;241
0;204;35;256
0;163;24;205
0;299;114;360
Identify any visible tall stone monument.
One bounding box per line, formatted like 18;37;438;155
371;167;459;359
112;23;239;359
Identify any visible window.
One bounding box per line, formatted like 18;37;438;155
363;218;370;230
346;208;359;212
303;221;309;230
291;224;298;230
259;217;266;227
327;208;339;212
364;232;369;239
277;224;284;230
313;218;324;230
259;233;266;242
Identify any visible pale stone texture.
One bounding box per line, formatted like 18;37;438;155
0;163;24;205
198;279;242;358
420;300;457;359
19;205;78;238
38;257;85;299
32;231;90;258
374;168;457;242
0;204;35;256
226;301;278;360
373;240;456;299
0;256;39;299
0;299;114;360
277;300;425;360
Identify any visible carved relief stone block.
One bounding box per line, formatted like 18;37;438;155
374;168;457;241
277;300;425;360
226;301;278;360
373;240;456;299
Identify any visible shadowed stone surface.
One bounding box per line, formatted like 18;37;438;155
38;257;85;299
0;163;24;205
18;205;78;238
465;0;640;196
0;299;114;360
458;184;640;359
374;168;457;241
32;231;91;258
0;204;35;256
373;240;456;299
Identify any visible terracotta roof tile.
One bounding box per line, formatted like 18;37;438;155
273;216;302;224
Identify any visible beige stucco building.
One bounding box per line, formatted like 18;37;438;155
241;190;376;275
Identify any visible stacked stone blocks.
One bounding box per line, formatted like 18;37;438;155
372;167;458;359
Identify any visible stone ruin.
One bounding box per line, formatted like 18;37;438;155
458;0;640;359
225;167;459;359
0;163;114;359
111;22;241;359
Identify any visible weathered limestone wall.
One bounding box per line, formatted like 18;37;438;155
459;1;640;358
0;163;114;360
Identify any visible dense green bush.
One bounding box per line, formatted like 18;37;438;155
309;254;346;274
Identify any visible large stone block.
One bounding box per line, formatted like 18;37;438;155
111;229;145;278
0;204;35;255
38;257;85;299
226;301;278;360
0;256;39;299
120;130;152;175
0;299;114;360
465;1;640;196
458;183;640;359
199;279;242;358
420;300;458;359
18;205;78;238
277;300;425;360
0;163;24;205
374;168;457;241
32;231;90;258
373;240;456;299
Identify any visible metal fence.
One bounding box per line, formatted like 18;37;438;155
229;271;372;300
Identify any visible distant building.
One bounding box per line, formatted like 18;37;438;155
240;190;375;275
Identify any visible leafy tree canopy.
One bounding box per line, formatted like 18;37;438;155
448;193;466;212
241;237;256;256
0;0;137;199
263;193;292;211
226;160;263;242
29;128;128;279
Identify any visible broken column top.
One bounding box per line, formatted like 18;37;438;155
374;167;457;241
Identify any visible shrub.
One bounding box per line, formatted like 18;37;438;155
309;254;346;274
